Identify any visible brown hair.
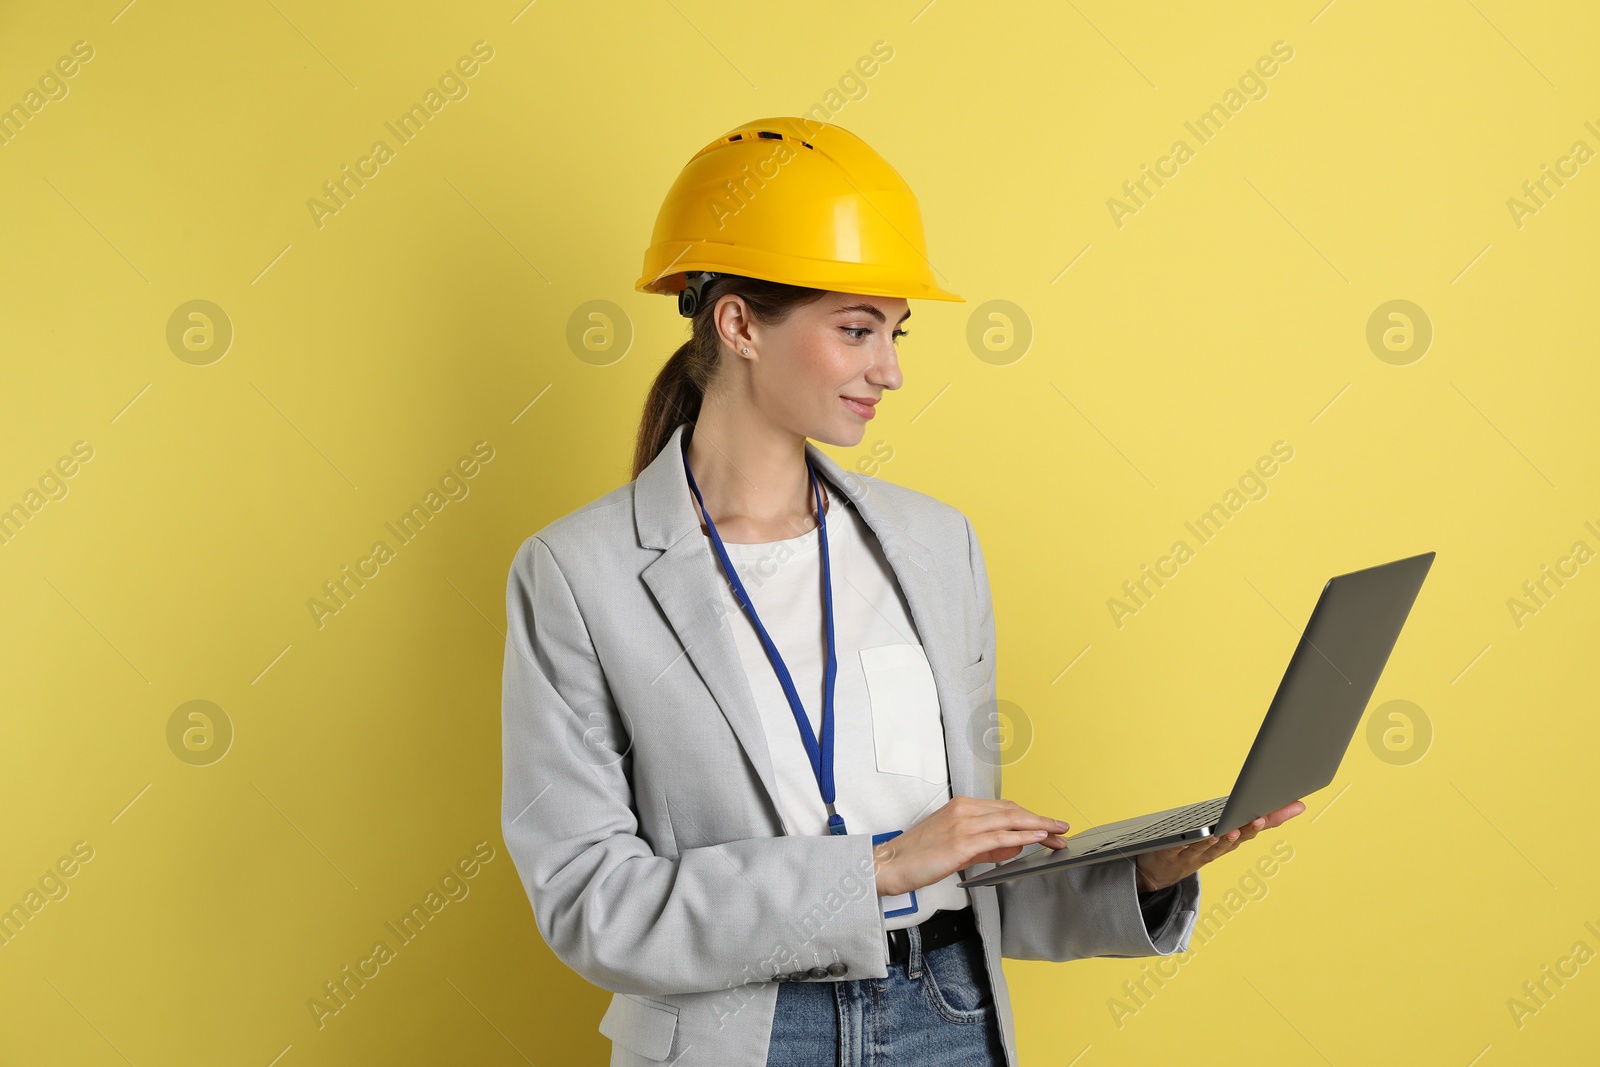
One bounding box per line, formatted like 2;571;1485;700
632;275;830;479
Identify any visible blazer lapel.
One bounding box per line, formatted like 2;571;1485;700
635;421;977;835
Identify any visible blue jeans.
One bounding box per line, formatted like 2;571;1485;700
766;921;1007;1065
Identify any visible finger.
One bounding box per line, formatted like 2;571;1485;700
1213;820;1260;845
1007;828;1072;852
957;796;1039;818
1218;819;1265;844
1263;801;1306;827
989;797;1073;825
976;844;1028;864
983;828;1066;854
1160;853;1214;882
1157;843;1218;874
1191;832;1243;863
967;808;1072;837
1134;843;1189;860
1167;823;1255;865
1185;844;1229;872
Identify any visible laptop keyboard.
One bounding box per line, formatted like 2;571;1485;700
1076;796;1228;855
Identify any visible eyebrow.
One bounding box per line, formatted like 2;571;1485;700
831;303;912;325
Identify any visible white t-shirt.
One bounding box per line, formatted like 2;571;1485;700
706;480;970;929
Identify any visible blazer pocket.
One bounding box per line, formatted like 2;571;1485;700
860;643;947;783
598;993;679;1062
961;651;995;696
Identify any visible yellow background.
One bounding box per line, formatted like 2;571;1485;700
2;0;1596;1063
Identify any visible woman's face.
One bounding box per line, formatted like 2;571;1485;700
713;290;910;447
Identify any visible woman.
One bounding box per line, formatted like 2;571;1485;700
501;117;1304;1067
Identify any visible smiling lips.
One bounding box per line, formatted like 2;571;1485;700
841;396;878;419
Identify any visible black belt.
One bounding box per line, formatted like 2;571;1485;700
886;906;977;966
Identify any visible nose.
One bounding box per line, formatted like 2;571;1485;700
866;340;903;392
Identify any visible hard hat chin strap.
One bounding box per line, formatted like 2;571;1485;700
678;271;724;317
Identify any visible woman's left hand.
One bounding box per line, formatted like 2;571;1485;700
1133;800;1307;893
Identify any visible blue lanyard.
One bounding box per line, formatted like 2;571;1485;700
682;434;847;836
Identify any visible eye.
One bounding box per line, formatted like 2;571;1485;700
842;327;911;344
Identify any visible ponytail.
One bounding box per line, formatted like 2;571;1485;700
632;338;706;480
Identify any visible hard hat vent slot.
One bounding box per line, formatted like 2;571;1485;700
727;131;812;149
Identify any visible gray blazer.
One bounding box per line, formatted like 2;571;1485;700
501;420;1199;1066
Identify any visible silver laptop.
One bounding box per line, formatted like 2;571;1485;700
958;550;1435;889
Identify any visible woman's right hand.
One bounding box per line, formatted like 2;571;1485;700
871;796;1071;897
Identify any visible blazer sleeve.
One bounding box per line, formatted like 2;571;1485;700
501;534;891;999
960;515;1201;962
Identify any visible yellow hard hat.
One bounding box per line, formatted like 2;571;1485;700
636;116;964;315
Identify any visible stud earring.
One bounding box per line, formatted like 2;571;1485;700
742;347;749;354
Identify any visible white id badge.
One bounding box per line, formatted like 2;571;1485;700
873;829;918;917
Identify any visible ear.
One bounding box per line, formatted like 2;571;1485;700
712;294;758;361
